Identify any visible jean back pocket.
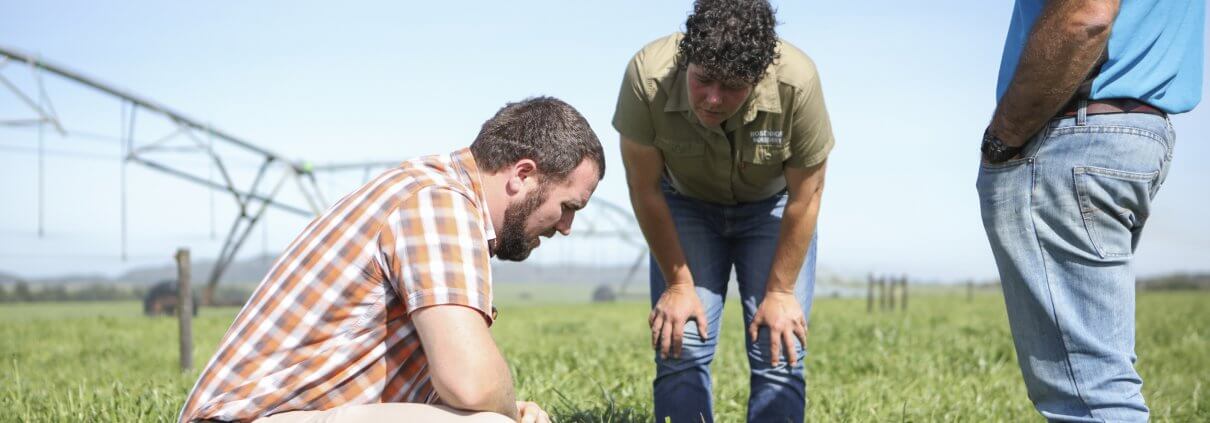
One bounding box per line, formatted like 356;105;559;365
1073;166;1158;258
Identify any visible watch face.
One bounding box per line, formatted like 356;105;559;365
981;135;1019;163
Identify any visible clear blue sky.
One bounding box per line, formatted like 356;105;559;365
1;1;1207;281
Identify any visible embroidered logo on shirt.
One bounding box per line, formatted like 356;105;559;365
751;130;783;145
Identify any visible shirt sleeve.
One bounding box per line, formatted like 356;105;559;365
785;67;836;169
612;53;656;145
381;186;494;325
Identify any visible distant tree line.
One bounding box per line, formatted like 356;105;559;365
1139;273;1210;291
0;282;138;303
0;281;253;304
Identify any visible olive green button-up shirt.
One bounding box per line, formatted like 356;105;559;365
612;33;835;205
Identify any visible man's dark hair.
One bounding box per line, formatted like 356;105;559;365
470;96;605;183
677;0;779;85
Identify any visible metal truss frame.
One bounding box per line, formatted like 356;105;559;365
0;45;333;305
0;44;649;303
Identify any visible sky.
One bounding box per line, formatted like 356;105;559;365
1;0;1207;282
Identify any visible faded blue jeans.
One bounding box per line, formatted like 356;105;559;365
650;181;817;423
977;107;1174;422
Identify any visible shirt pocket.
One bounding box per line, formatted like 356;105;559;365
742;143;789;166
738;143;789;187
653;137;705;158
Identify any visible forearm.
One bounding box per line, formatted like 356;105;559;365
629;188;692;287
443;354;518;418
415;304;520;420
481;362;519;420
765;191;821;295
991;0;1119;145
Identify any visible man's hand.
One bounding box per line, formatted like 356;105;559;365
649;283;709;359
748;291;808;367
515;401;550;423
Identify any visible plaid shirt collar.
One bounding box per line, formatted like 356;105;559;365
449;147;496;242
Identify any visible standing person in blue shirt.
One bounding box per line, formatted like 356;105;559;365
978;1;1203;421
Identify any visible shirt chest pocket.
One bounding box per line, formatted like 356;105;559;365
742;143;790;166
654;137;705;158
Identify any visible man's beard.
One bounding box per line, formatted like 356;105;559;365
494;185;550;262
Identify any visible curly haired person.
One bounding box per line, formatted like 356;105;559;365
612;0;835;421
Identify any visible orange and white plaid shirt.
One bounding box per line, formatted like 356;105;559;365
179;148;497;422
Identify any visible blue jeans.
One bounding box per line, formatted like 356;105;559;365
977;107;1175;422
650;182;817;423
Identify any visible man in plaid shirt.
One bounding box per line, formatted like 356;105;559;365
179;97;604;423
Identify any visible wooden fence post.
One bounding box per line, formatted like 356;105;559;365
176;248;194;372
889;275;898;311
880;277;890;311
867;274;875;313
900;275;909;310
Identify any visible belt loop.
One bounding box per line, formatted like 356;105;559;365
1076;98;1088;126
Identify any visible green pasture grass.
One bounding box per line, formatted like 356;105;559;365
0;292;1206;422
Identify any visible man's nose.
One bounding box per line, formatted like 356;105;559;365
556;212;574;236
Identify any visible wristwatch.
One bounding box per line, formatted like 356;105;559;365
981;128;1022;164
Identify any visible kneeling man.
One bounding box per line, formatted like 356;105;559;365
179;97;605;423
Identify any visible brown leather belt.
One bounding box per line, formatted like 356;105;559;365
1060;98;1165;117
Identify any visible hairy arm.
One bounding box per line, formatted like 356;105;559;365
621;136;709;358
412;305;518;420
990;0;1121;146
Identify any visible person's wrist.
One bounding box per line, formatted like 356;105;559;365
665;278;695;290
763;289;796;298
987;118;1027;147
982;126;1024;163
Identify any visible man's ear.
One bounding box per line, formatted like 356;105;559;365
506;159;538;194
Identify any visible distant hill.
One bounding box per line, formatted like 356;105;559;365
117;255;279;285
0;270;23;284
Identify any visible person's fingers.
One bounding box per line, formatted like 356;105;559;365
784;330;799;367
649;307;657;327
517;403;532;423
538;409;551;423
519;402;539;423
650;314;663;350
794;319;808;349
748;319;759;345
659;317;674;359
693;307;710;340
769;327;782;367
671;319;685;358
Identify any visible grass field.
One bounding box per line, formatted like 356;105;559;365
1;291;1206;422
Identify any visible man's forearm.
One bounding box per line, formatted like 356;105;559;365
765;193;821;295
485;371;519;420
991;0;1119;145
629;189;693;287
436;354;518;419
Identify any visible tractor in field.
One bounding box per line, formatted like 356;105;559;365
143;280;199;317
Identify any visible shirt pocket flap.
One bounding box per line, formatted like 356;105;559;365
654;137;705;157
742;143;789;165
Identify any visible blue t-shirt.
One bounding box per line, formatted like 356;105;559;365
997;0;1205;114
